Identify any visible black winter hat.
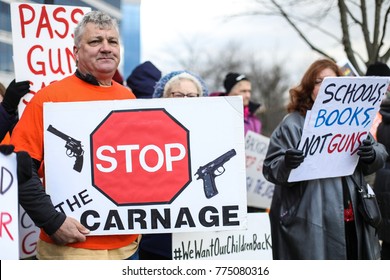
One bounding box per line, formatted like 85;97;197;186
365;62;390;76
126;61;162;98
223;72;249;94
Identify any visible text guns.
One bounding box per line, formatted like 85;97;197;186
47;125;84;172
195;149;237;198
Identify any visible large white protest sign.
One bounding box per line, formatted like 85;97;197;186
0;153;19;260
172;212;272;260
44;96;247;235
11;3;91;116
289;76;390;182
245;131;274;209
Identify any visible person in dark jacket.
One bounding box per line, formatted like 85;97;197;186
263;58;387;260
212;73;262;135
126;61;161;99
374;97;390;259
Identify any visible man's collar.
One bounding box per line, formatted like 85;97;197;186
75;69;100;86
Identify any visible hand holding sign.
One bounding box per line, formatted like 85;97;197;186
357;139;376;164
284;149;305;169
1;79;30;114
50;216;89;245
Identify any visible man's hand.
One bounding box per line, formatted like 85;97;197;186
50;217;90;245
284;148;305;169
357;139;376;164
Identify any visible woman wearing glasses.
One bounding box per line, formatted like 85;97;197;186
139;70;209;260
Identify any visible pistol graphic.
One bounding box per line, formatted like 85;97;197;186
47;124;84;172
195;149;237;199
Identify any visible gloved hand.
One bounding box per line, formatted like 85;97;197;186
1;79;30;114
284;148;304;169
0;144;15;155
357;139;376;164
0;144;32;184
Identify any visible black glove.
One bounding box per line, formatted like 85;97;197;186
0;144;15;155
284;148;304;169
1;79;30;114
357;139;376;164
0;144;32;184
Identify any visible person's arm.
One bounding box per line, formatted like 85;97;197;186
0;105;16;141
0;80;30;141
263;113;305;185
1;79;30;115
19;159;89;244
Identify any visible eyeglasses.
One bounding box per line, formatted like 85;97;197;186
171;92;199;98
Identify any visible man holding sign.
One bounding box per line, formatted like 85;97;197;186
263;59;388;260
11;11;138;259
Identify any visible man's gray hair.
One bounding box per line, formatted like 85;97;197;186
74;10;119;47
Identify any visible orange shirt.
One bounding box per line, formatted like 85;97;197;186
11;74;138;250
0;132;10;144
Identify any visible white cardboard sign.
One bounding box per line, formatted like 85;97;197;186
0;153;19;260
172;212;272;260
245;131;274;209
289;76;390;182
44;97;248;235
11;3;91;116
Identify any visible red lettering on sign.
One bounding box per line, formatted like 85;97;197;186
18;4;86;39
27;44;75;76
0;212;14;241
22;231;38;255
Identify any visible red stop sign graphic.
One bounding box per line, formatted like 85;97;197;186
91;109;191;205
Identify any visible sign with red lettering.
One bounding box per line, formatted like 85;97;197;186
10;3;91;116
44;97;248;235
18;206;39;259
0;153;19;260
289;76;390;182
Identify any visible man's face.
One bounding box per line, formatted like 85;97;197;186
228;80;251;106
74;22;120;80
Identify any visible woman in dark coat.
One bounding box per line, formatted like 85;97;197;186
263;59;387;260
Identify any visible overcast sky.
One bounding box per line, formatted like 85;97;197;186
139;0;346;82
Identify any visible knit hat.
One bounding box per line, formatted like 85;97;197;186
153;70;209;98
126;61;162;98
365;62;390;76
223;72;249;94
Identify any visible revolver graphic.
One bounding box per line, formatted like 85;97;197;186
47;124;84;172
194;149;237;198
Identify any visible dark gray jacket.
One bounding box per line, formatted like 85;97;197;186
263;112;387;259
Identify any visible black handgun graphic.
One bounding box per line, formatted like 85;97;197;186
194;149;237;199
47;124;84;172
